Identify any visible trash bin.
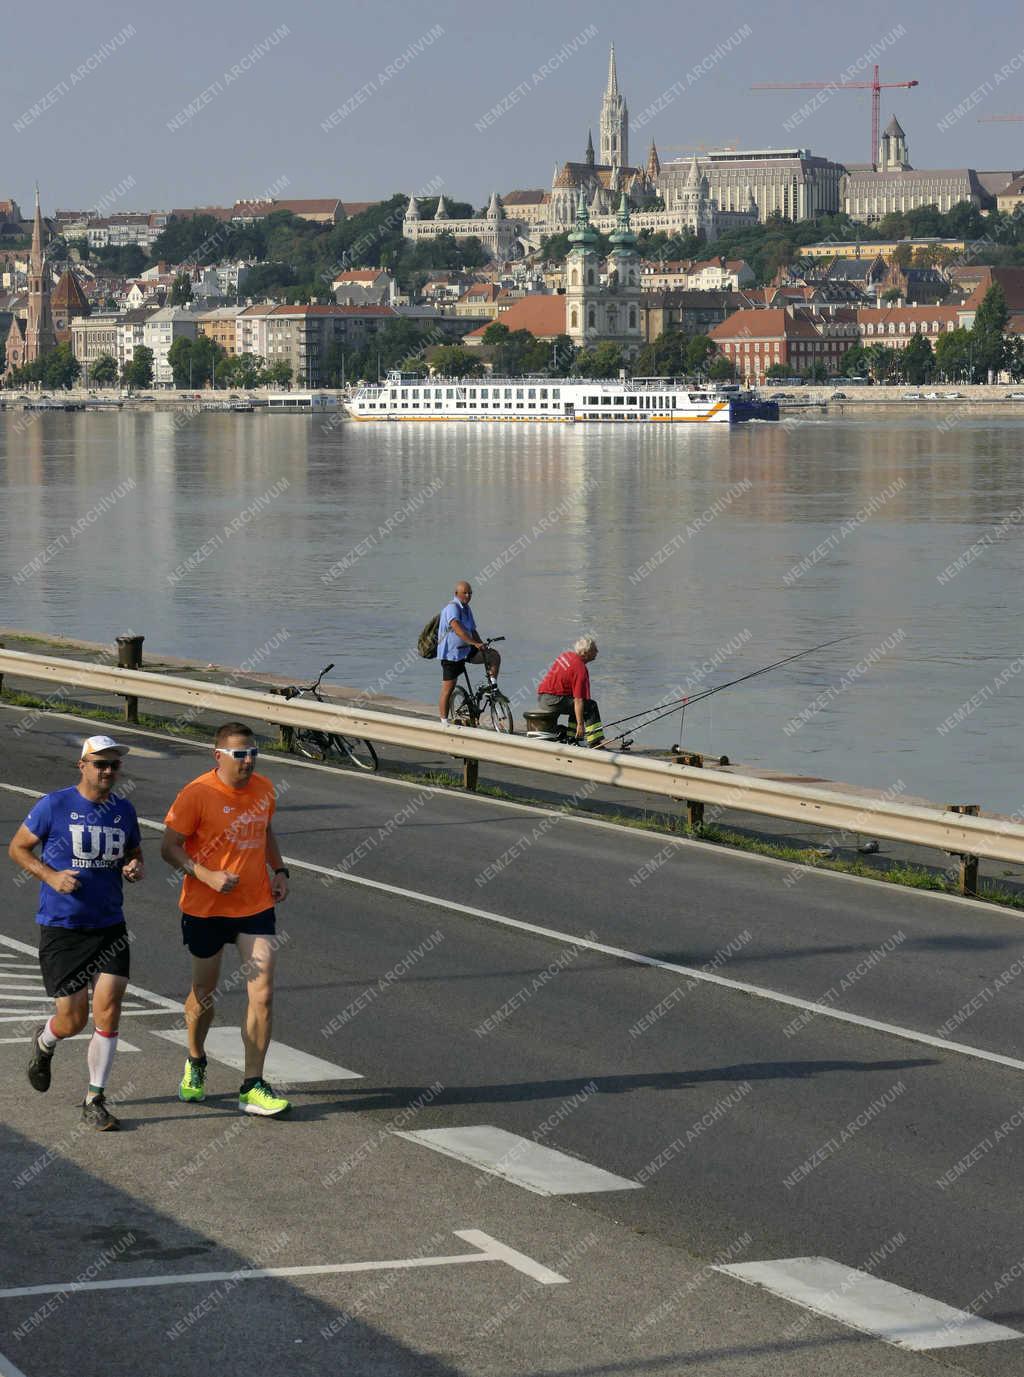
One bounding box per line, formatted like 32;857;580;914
116;634;144;669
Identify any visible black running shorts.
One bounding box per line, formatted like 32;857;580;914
38;921;132;998
180;909;276;959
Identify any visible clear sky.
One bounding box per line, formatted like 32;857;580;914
5;0;1024;215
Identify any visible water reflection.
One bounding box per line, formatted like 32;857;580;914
1;410;1022;811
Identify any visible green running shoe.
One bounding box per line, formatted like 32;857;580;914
238;1078;290;1117
178;1058;206;1103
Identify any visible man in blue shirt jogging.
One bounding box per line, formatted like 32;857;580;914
7;735;143;1131
437;579;501;725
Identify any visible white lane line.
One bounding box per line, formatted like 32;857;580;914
395;1126;641;1196
281;854;1024;1076
1;702;1017;921
0;1230;567;1299
0;1009;176;1024
5;786;1024;1075
0;934;182;1013
0;1034;141;1050
717;1258;1023;1351
0;1349;30;1377
150;1027;362;1082
454;1230;570;1283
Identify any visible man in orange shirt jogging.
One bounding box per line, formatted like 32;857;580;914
160;722;291;1117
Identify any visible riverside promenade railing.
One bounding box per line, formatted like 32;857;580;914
1;646;1022;887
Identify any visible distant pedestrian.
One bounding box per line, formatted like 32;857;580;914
7;735;143;1131
160;722;291;1117
536;636;605;746
438;580;501;725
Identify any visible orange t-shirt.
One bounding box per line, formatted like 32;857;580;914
164;770;276;918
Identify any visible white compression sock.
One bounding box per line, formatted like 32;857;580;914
38;1017;59;1050
87;1029;118;1095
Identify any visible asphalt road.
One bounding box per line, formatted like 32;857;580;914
2;704;1023;1377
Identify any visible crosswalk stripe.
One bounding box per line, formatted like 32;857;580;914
0;1035;141;1050
394;1125;641;1196
150;1027;363;1082
717;1258;1024;1351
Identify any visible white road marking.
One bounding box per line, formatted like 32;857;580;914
0;1230;567;1299
395;1126;641;1196
1;709;1013;921
453;1230;569;1283
0;1034;141;1050
0;1349;31;1377
717;1257;1023;1351
0;935;183;1014
4;786;1023;1075
150;1027;362;1082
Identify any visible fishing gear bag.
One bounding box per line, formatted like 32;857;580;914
417;614;440;659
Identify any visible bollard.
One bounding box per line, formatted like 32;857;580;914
945;804;980;896
116;633;144;723
267;689;294;750
674;751;705;830
462;758;479;792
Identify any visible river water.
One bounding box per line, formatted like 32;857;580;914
2;408;1022;813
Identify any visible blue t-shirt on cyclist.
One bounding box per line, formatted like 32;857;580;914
438;598;478;663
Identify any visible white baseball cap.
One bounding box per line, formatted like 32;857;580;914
81;734;130;758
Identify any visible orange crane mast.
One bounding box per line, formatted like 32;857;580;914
752;66;919;165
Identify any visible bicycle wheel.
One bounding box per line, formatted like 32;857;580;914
293;729;328;761
488;692;515;734
448;686;477;728
330;734;379;772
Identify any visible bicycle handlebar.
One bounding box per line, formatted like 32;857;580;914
483;636;505;645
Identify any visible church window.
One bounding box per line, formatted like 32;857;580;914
571;308;579;328
629;307;637;328
588;308;596;328
571;269;579;287
587;269;595;285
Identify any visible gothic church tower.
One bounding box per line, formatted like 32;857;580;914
599;45;628;169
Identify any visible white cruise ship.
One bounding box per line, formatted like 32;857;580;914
348;372;778;424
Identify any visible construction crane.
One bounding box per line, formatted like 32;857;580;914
752;66;919;165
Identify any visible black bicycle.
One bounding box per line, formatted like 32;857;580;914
449;637;514;733
282;664;379;771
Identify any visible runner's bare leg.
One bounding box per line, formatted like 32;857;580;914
236;933;276;1080
185;951;222;1059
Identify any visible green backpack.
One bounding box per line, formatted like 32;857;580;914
418;614;440;659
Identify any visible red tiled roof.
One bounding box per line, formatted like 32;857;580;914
961;267;1024;313
340;201;380;217
465;294;565;339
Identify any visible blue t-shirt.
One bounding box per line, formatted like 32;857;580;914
23;787;141;930
437;598;478;662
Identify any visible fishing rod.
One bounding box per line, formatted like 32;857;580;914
601;634;861;744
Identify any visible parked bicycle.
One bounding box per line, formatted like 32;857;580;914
448;638;514;733
281;664;379;771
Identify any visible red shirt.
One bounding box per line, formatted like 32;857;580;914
538;651;591;700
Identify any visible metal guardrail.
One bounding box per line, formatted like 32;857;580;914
2;646;1024;871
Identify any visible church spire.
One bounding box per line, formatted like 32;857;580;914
646;140;661;179
606;44;619;97
599;44;628;170
31;184;45;272
585;129;595;168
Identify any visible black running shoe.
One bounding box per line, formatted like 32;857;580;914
27;1024;54;1093
81;1093;119;1131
